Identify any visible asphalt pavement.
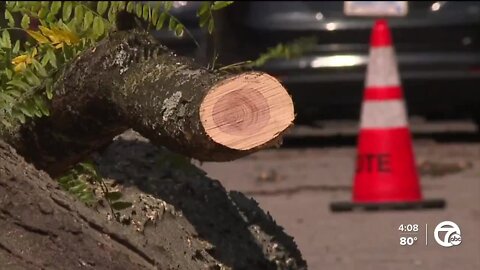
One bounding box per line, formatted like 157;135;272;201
200;120;480;270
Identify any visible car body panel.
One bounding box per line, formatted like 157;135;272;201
151;1;480;121
226;1;480;121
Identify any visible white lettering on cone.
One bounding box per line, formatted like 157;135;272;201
366;47;400;88
360;100;408;128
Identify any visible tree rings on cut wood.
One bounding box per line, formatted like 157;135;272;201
200;72;294;150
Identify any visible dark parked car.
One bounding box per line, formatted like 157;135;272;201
157;1;480;124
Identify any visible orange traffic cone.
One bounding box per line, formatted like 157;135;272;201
331;19;445;212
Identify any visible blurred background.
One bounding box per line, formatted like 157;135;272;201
152;1;480;125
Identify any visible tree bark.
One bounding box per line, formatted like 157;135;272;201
0;30;294;177
0;135;307;270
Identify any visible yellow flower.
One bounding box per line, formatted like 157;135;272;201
12;48;38;73
26;30;49;44
27;25;80;49
39;26;80;49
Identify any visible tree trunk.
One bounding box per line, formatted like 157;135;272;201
1;30;294;177
0;135;307;270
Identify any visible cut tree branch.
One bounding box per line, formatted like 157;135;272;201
0;30;294;177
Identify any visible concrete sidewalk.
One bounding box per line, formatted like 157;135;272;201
201;141;480;270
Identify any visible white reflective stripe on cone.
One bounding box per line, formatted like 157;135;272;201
366;47;400;88
360;100;408;129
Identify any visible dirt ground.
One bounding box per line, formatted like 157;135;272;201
200;121;480;270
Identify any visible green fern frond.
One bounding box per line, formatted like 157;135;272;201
57;165;97;206
219;36;318;72
197;1;234;34
57;160;132;214
1;1;235;127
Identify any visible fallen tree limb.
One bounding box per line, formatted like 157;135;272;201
0;30;294;177
0;134;307;270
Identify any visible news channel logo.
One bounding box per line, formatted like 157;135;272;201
434;221;462;247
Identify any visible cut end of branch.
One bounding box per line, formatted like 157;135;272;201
200;72;294;151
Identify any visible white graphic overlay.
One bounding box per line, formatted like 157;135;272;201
434;221;462;247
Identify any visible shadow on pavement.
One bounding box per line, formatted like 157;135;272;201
95;133;308;270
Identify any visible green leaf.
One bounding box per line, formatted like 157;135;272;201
164;1;173;11
105;192;123;201
12;40;20;53
174;24;184;37
21;14;30;29
6;89;21;98
45;79;54;99
51;1;62;15
168;17;176;31
208;18;214;34
62;43;73;61
1;30;11;49
97;1;109;15
109;1;119;12
74;5;84;22
13;110;26;124
199;13;209;28
111;201;133;210
4;68;13;80
79;192;95;204
93;16;104;38
31;59;48;77
211;1;234;11
126;1;135;12
7;79;31;91
108;4;117;23
69;182;88;193
46;11;57;22
83;11;94;30
41;53;49;66
142;4;150;21
46;48;57;68
57;177;72;187
197;2;210;16
33;101;43;117
38;7;48;19
151;8;159;25
135;3;143;18
118;1;127;11
62;1;73;21
79;161;97;176
1;119;12;128
29;2;42;12
34;95;49;116
25;70;41;86
156;12;168;30
5;9;15;27
18;104;34;118
6;1;17;10
0;92;15;103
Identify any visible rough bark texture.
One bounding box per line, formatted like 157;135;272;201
0;132;307;270
0;30;291;177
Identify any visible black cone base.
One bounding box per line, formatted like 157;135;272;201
330;199;446;212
